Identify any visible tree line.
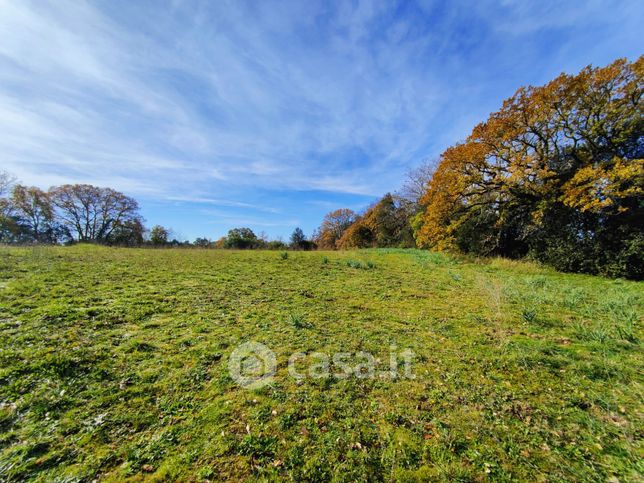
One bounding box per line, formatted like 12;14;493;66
0;177;317;250
1;57;640;278
205;226;315;250
313;57;643;279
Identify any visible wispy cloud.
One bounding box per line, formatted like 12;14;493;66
0;0;641;239
167;196;281;214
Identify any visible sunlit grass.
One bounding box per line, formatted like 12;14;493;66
0;245;641;481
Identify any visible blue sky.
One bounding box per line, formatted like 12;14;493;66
1;0;642;241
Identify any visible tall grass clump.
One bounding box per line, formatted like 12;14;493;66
346;259;375;270
288;313;310;329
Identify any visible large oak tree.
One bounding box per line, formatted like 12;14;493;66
49;184;141;242
415;57;643;278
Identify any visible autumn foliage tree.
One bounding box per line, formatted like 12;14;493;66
337;194;415;249
415;57;643;278
315;209;358;249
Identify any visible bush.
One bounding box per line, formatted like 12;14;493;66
194;237;212;248
346;259;375;270
267;240;288;250
223;228;259;249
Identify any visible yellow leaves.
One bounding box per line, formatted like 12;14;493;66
337;221;370;249
415;56;643;257
562;158;644;213
316;208;359;249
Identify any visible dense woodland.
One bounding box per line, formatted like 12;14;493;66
1;57;641;278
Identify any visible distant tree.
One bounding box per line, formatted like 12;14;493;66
337;220;373;249
194;237;212;248
267;239;288;250
10;185;55;242
149;225;169;246
337;194;415;249
0;171;16;232
290;227;315;250
108;219;145;246
0;189;21;243
0;171;15;202
290;227;306;247
0;213;27;243
49;184;141;243
315;208;358;249
368;194;400;246
224;227;258;249
168;238;190;247
398;158;436;207
256;231;269;249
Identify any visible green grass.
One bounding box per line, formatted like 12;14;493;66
0;245;642;481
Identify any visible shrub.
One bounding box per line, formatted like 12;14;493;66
223;227;259;249
346;259;375;270
267;240;288;250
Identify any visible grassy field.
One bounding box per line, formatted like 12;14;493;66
0;245;642;481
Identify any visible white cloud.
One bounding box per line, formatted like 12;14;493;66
0;0;641;216
0;0;447;199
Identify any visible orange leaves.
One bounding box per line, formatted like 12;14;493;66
335;194;414;249
415;55;643;260
315;208;358;249
415;144;476;249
